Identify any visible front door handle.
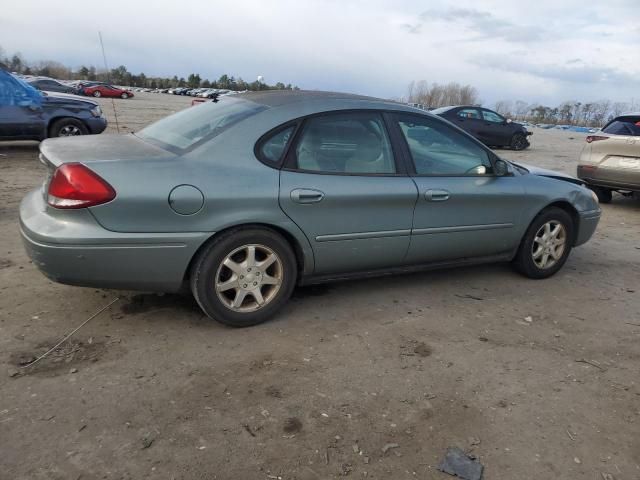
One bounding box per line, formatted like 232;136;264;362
291;188;325;204
424;189;450;202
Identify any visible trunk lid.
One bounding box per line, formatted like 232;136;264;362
39;133;176;201
40;133;174;168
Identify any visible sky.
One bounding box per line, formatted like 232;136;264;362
1;0;638;106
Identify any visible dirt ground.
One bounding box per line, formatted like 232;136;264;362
1;93;639;480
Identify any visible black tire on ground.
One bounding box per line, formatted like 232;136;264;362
590;186;612;204
512;207;574;279
93;91;101;97
190;227;297;327
48;118;89;138
120;92;128;99
510;132;529;150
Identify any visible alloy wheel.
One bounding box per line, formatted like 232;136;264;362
59;125;82;136
215;244;283;312
531;221;566;269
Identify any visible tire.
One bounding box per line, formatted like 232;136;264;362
120;92;128;99
190;228;297;327
92;91;101;97
510;132;529;150
590;186;612;204
512;207;574;279
49;118;89;138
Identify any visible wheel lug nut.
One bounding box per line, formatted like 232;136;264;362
243;284;247;288
253;282;257;286
240;275;244;279
247;268;251;272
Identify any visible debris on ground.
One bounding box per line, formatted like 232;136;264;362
413;342;432;357
141;436;154;449
381;443;400;454
438;447;484;480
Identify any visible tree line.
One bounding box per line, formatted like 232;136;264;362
493;99;638;127
1;47;298;91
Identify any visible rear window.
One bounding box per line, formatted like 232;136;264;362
602;117;640;136
138;97;267;151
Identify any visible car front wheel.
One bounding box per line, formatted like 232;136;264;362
93;91;101;97
513;207;574;279
121;93;128;99
49;118;89;138
190;228;297;327
510;132;529;150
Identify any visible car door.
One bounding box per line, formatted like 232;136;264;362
480;109;511;146
278;111;418;275
450;107;484;142
0;73;46;140
391;112;527;263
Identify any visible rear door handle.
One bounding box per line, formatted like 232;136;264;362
291;188;325;204
424;189;450;202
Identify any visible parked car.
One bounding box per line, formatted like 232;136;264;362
432;105;532;150
27;77;76;94
20;91;600;327
577;113;640;202
83;84;134;99
0;68;107;140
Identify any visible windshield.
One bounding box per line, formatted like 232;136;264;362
137;97;267;151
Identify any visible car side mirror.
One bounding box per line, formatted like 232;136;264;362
494;159;510;176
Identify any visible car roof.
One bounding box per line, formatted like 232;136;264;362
235;90;401;109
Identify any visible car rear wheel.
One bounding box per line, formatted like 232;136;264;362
510;132;529;150
49;118;89;138
93;91;101;97
120;93;128;99
190;228;297;327
513;207;574;279
590;186;612;204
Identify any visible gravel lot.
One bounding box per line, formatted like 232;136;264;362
1;93;639;480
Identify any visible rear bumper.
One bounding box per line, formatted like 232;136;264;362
577;165;640;192
575;209;601;247
20;189;209;292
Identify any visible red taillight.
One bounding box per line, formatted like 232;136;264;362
586;135;608;143
47;163;116;209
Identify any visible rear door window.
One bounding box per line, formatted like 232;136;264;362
456;108;481;120
292;112;396;174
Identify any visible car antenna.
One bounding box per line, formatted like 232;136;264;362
98;31;120;133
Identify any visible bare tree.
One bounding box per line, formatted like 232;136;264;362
611;101;629;118
494;100;514;117
405;81;480;108
591;100;611;127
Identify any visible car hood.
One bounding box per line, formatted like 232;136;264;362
513;162;584;185
42;92;98;108
40;133;175;168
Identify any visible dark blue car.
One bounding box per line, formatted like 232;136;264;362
0;68;107;140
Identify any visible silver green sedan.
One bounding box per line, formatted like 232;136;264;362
20;91;601;327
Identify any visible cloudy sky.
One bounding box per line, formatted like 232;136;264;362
1;0;637;105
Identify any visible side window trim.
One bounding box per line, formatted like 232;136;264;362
282;110;407;177
390;112;499;177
